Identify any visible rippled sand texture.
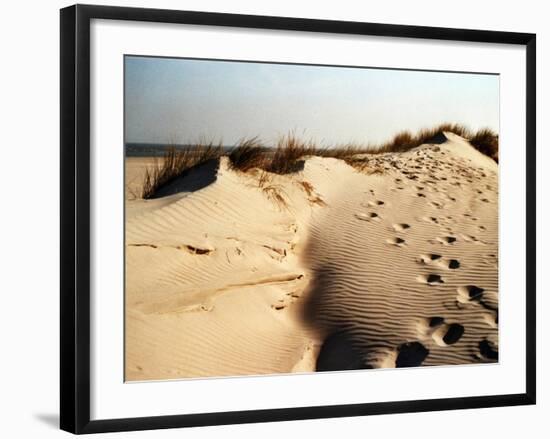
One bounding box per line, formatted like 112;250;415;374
125;132;498;380
125;158;322;380
304;134;498;369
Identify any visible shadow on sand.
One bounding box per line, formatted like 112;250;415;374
151;158;220;198
300;235;430;371
299;261;374;372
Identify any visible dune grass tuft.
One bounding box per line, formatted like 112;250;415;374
469;128;499;163
228;137;267;172
374;123;498;162
141;141;222;199
268;134;317;174
378;123;471;153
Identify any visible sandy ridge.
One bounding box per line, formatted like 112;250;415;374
125;133;498;380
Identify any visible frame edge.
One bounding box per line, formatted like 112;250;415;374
60;4;537;434
525;34;536;404
61;4;94;434
60;4;78;434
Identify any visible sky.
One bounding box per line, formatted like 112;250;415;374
125;55;499;147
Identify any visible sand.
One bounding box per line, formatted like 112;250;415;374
125;132;498;381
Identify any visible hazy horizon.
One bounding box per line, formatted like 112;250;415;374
125;56;499;147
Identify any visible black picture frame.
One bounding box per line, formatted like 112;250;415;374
60;4;536;434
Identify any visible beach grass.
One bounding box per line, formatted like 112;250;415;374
228;137;267;173
469;128;499;163
141;141;223;199
141;124;498;198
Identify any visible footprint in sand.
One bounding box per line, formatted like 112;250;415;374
479;290;498;311
428;316;445;327
482;311;498;328
386;237;406;246
421;318;465;346
363;200;385;208
417;316;444;336
271;289;302;311
418;253;442;264
354;212;381;222
478;339;499;361
434;323;465;346
436;236;457;245
395;341;429;367
446;259;460;269
457;285;485;304
370;200;385;207
392;223;410;232
418;254;460;270
456;286;499;324
417;273;444;285
422;216;439;225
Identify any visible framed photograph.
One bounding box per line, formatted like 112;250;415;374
60;4;536;434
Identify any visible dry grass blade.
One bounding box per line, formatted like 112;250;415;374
257;170;271;188
262;184;290;211
299;180;315;197
254;169;290;211
299;180;327;206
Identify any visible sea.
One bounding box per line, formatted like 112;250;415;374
125;143;237;157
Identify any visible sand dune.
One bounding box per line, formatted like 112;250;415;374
303;133;498;369
125;132;498;380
